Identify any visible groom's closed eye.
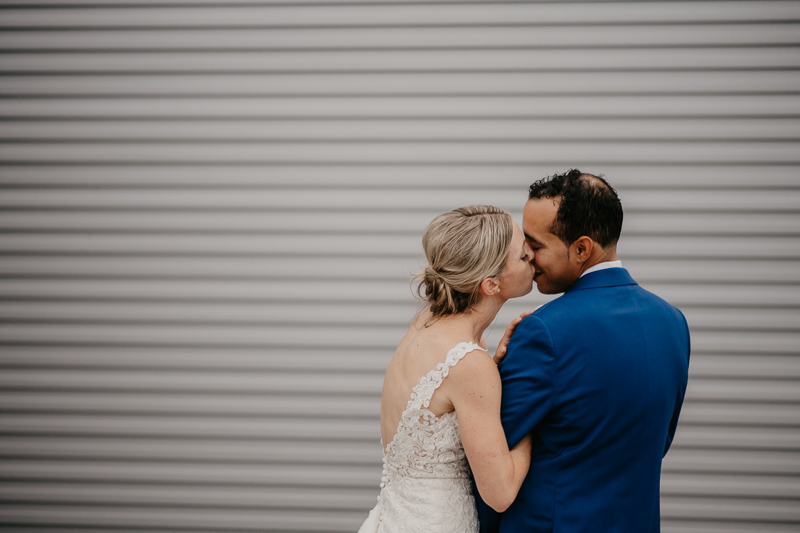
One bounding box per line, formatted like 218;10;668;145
524;234;541;248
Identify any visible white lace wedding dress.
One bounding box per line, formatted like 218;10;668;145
358;342;485;533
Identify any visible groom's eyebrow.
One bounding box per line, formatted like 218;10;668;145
524;232;541;245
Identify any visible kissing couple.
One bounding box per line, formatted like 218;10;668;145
359;169;691;533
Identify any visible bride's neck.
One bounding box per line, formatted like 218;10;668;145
427;297;504;344
468;297;504;340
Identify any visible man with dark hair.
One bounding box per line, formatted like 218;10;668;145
477;170;691;532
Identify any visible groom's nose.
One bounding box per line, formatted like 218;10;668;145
524;242;534;261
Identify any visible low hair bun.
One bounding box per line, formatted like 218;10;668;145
416;266;472;317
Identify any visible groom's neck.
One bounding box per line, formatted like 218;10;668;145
576;244;618;278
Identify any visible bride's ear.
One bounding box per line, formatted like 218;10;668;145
479;277;500;297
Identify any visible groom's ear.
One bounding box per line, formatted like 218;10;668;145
571;236;594;263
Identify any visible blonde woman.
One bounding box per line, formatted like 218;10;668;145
359;205;535;533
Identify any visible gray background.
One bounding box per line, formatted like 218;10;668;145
0;1;798;532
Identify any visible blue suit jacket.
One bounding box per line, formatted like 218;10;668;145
477;268;690;533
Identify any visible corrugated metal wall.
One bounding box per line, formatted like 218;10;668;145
0;1;798;532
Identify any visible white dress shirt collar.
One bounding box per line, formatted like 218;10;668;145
580;260;623;278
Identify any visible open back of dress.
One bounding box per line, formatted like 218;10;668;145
359;342;486;533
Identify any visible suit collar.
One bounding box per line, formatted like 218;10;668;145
565;267;638;293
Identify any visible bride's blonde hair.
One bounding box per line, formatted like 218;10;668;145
415;205;513;319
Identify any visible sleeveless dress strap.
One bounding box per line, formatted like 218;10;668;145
407;341;487;411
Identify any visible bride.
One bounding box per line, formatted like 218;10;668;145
359;205;535;533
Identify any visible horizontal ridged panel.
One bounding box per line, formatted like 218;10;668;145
0;370;385;395
0;392;382;418
0;437;384;463
661;473;800;498
662;522;800;533
2;24;799;50
0;506;365;532
2;72;799;96
4;49;799;72
5;119;800;141
3;3;799;28
2;96;798;118
0;346;397;371
660;497;800;522
0;484;377;511
0;460;381;486
0;414;383;440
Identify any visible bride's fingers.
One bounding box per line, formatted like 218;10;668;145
493;309;538;364
493;317;522;364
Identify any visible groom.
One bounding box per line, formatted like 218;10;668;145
477;170;690;532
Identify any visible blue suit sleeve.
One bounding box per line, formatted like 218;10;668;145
664;311;691;457
499;314;556;448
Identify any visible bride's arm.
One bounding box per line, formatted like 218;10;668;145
448;353;532;512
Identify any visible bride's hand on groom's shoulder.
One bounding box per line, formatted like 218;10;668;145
493;309;537;365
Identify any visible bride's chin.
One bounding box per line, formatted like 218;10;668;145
519;283;534;297
507;280;535;299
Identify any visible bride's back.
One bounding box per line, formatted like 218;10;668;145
380;313;479;451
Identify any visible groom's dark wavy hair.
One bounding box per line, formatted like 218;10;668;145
528;169;623;248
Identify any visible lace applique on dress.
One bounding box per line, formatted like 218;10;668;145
359;342;487;533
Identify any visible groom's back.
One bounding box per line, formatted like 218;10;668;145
496;269;690;533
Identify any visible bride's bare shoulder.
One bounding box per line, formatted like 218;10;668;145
394;316;451;356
